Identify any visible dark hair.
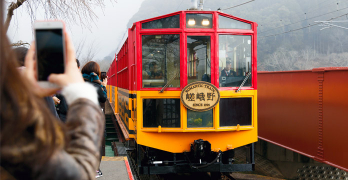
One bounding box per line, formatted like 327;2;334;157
13;47;28;66
0;13;65;173
76;59;80;68
81;61;101;77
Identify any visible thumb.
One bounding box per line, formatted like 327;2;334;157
48;74;67;87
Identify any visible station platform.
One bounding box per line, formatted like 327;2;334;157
97;155;285;180
98;156;133;180
97;156;285;180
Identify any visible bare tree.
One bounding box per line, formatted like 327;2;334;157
258;46;348;71
75;39;104;68
5;0;116;32
83;40;99;63
75;38;87;60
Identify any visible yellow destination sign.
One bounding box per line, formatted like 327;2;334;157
181;81;220;112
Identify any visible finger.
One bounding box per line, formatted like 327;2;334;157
64;33;76;69
24;42;36;74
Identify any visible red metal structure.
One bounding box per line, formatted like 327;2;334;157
258;67;348;172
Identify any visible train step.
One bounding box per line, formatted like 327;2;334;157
104;145;114;157
106;124;114;128
113;142;127;156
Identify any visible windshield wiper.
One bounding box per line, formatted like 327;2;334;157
159;71;179;93
236;72;251;92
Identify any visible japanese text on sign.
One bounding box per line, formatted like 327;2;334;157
181;81;220;112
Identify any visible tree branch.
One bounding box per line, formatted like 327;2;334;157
5;0;27;32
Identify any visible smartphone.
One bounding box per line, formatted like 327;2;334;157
34;21;66;88
101;72;107;80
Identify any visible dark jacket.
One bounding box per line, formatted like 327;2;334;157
221;69;236;77
44;96;59;119
56;94;68;115
83;79;107;105
56;94;68;122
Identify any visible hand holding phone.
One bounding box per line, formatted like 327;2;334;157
24;25;84;97
101;78;108;87
34;21;66;88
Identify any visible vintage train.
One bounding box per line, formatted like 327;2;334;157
106;10;258;177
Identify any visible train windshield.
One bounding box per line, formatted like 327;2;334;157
142;34;180;88
219;35;252;87
187;36;211;84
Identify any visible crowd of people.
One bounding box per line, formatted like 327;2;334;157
1;13;108;180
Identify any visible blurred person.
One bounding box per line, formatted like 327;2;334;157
221;59;236;77
81;61;107;106
148;62;163;79
81;61;107;178
13;46;60;119
0;26;104;180
55;59;81;122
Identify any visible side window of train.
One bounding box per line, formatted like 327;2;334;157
142;34;180;88
187;36;211;84
219;35;252;87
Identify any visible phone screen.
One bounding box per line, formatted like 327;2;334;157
36;29;64;81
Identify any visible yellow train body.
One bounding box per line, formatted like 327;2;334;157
107;85;257;153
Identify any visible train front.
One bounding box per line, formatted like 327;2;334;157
133;10;257;175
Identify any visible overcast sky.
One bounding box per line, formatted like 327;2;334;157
6;0;145;60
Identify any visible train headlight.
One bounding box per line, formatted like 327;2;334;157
202;19;210;26
188;19;196;26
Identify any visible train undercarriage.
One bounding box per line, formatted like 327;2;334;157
125;139;255;179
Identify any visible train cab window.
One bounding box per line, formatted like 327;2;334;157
219;35;252;87
187;36;211;84
219;15;251;29
186;14;213;28
142;15;180;29
187;109;213;128
143;99;181;128
220;98;252;126
142;34;180;88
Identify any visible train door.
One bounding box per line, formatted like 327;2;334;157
185;33;216;128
